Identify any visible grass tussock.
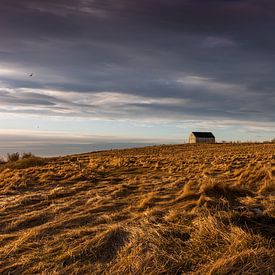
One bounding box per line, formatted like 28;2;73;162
7;152;20;162
0;152;49;171
0;143;274;274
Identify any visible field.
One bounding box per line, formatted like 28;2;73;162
0;143;274;274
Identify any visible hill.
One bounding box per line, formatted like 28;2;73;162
0;143;274;274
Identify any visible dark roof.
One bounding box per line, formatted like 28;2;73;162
192;132;215;138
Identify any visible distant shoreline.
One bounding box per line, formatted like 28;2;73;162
0;141;273;159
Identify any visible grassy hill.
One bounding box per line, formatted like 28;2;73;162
0;143;274;274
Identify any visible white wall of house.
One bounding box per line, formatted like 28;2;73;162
189;133;196;143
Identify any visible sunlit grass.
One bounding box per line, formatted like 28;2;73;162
0;143;274;274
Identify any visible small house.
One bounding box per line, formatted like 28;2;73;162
188;132;215;144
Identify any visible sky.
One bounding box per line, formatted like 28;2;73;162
0;0;274;155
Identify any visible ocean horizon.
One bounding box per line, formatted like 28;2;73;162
0;142;160;158
0;131;183;158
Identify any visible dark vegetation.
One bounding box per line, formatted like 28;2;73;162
0;152;48;171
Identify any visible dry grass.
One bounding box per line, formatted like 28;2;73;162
0;143;274;274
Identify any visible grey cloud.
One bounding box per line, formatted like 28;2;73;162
0;89;61;106
0;0;274;126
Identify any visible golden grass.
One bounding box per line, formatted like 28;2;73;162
0;143;274;274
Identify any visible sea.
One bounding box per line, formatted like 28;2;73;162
0;142;158;158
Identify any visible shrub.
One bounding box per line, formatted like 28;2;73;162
0;152;49;170
0;156;5;165
7;152;20;162
21;152;35;159
2;156;48;170
13;156;47;169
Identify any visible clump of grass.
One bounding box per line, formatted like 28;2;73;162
21;152;35;159
7;152;20;162
205;247;274;274
0;156;5;165
8;156;48;169
0;152;48;170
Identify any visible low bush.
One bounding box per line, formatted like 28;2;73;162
7;152;20;162
21;152;35;159
6;156;48;169
0;157;5;165
0;152;49;170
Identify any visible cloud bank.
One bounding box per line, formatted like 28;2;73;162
0;0;274;138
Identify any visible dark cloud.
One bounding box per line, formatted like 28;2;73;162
0;0;274;125
0;94;55;106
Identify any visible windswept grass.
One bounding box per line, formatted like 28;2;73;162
0;143;274;274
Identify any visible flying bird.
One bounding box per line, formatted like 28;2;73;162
29;73;34;77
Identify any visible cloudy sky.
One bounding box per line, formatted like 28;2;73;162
0;0;274;153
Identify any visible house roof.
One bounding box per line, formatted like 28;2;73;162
191;132;215;138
